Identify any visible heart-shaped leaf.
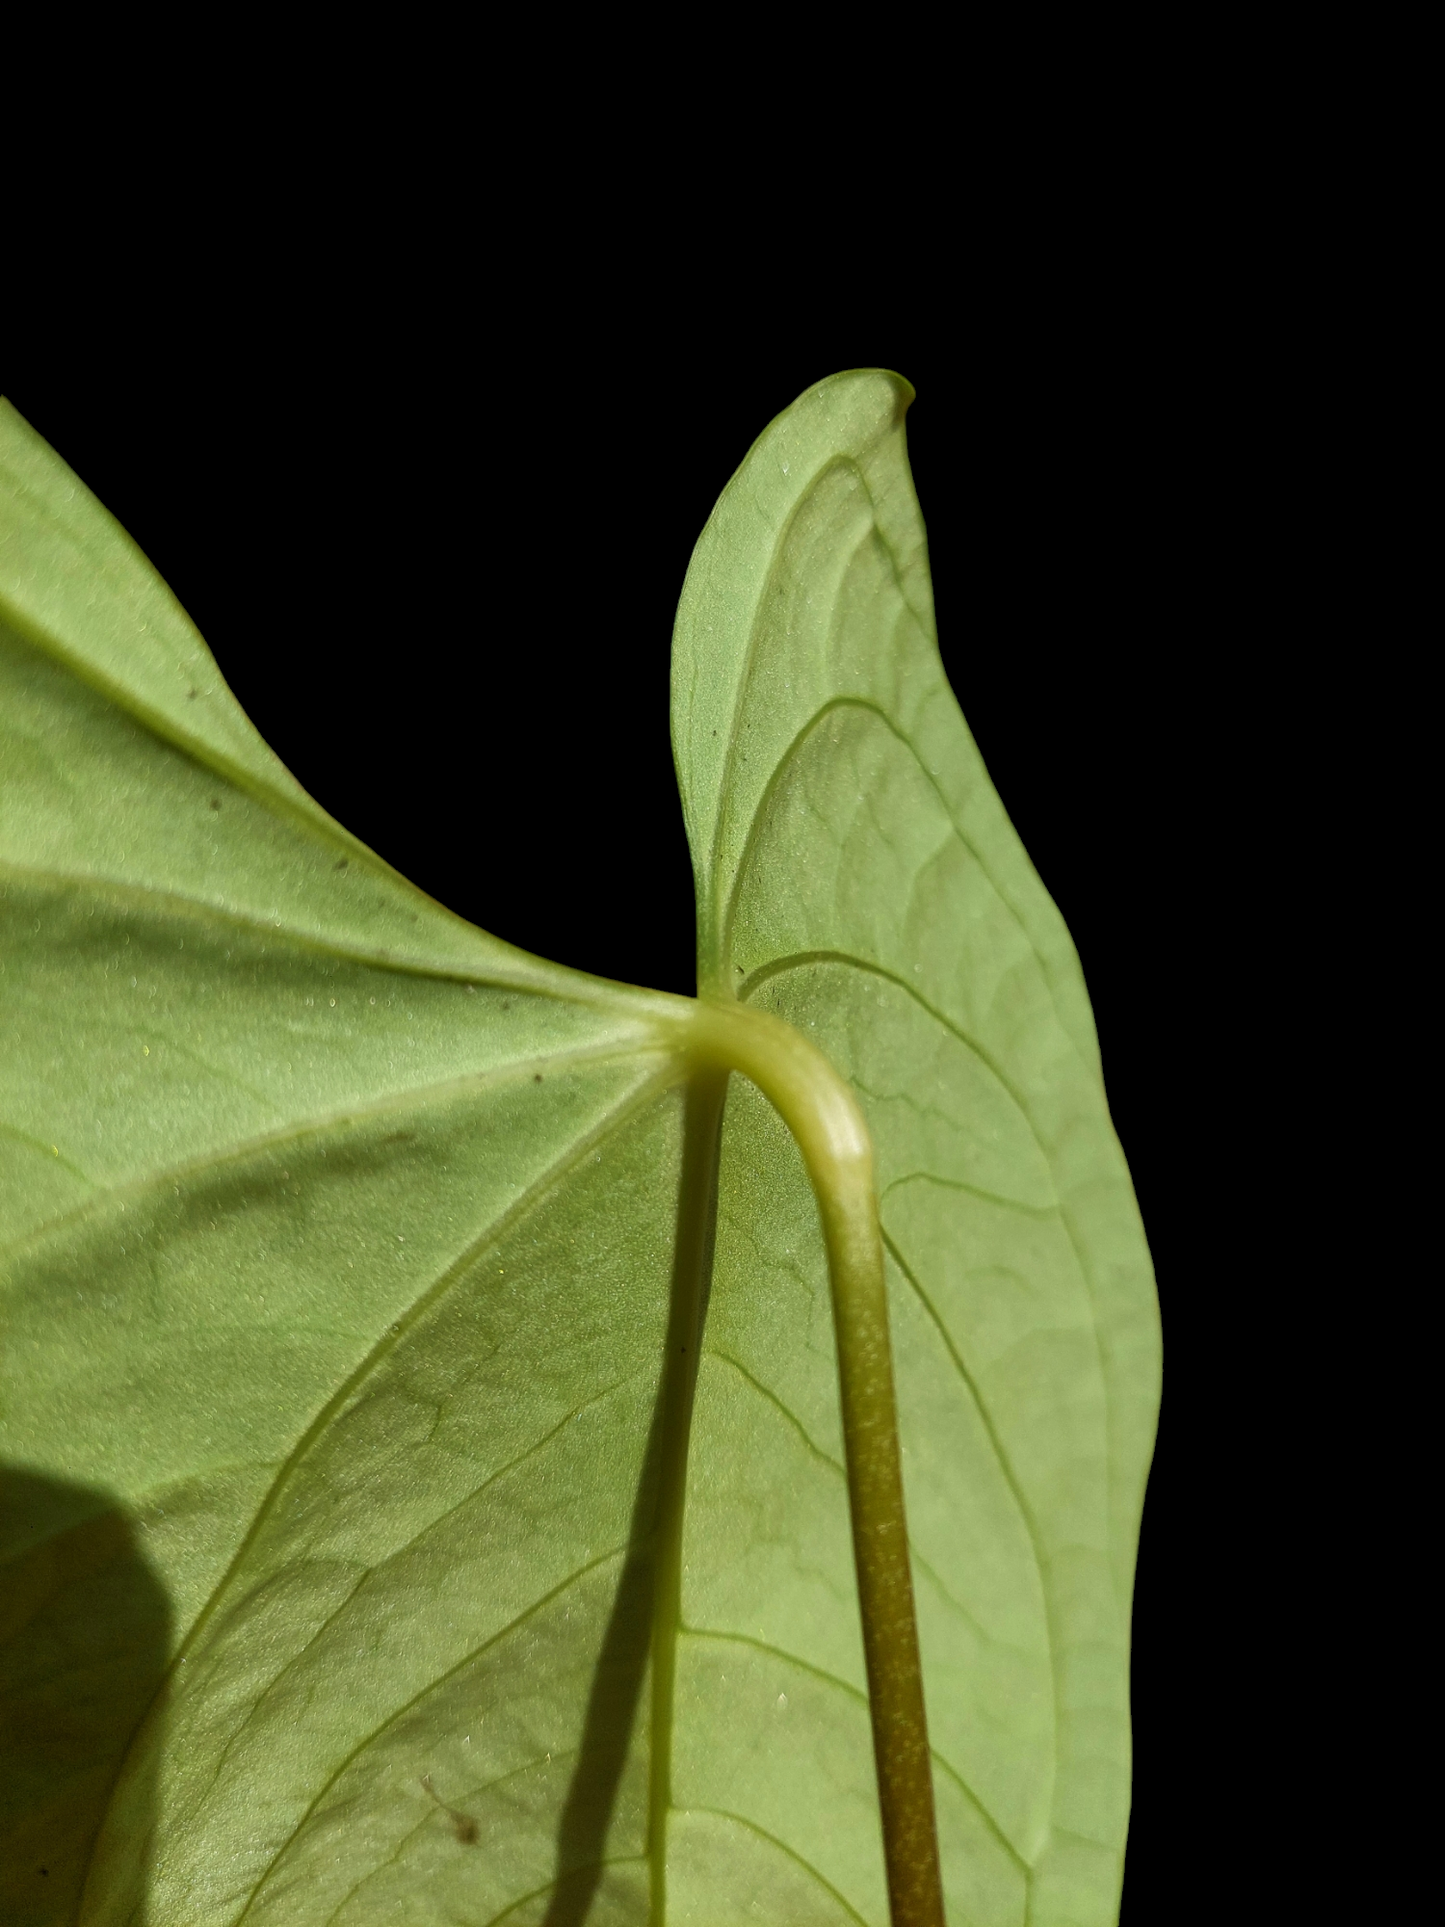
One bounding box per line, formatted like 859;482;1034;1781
0;372;1158;1925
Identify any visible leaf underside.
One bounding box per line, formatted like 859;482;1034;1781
0;375;1159;1925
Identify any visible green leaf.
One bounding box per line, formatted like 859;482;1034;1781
672;375;1160;1921
0;373;1159;1925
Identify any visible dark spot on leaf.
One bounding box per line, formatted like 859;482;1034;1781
420;1773;478;1845
334;858;348;871
209;798;221;811
187;687;199;699
534;1073;543;1082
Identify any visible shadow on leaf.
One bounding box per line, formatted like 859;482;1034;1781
0;1466;169;1927
544;1074;725;1923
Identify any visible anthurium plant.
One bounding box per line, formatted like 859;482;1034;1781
0;371;1159;1926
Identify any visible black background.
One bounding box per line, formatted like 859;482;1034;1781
6;294;1251;1916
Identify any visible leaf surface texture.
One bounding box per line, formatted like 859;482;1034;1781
0;377;1158;1925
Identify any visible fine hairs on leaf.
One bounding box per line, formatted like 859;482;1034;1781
0;372;1160;1926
